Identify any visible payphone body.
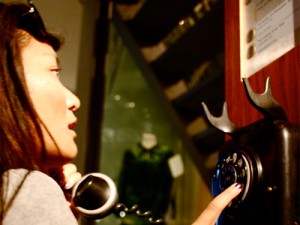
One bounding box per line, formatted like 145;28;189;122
203;78;300;225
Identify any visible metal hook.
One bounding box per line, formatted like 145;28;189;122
243;77;287;121
202;102;239;134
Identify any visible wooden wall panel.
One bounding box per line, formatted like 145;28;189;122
225;0;300;129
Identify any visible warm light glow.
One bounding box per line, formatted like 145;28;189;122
119;211;126;218
126;102;135;108
114;94;121;101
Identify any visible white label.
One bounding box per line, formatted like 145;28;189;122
168;154;184;178
239;0;298;78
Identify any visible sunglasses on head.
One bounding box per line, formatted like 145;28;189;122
19;0;47;40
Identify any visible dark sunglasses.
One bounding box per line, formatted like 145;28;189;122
19;0;47;39
17;0;61;50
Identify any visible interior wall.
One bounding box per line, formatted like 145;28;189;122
71;0;99;174
225;0;300;126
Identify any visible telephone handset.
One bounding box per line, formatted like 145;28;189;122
71;173;164;224
202;77;300;225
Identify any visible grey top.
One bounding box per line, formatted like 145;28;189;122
3;169;78;225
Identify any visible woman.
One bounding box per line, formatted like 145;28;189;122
0;1;81;224
0;1;241;224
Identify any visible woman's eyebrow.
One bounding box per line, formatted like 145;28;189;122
41;53;60;67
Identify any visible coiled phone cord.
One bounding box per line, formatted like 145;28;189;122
115;203;165;224
71;173;165;224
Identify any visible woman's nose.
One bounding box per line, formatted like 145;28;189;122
66;88;80;111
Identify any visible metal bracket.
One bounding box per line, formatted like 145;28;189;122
202;77;287;136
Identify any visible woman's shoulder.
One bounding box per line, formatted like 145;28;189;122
4;169;63;200
5;168;58;188
3;169;78;225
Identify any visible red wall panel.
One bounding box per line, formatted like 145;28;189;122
225;1;300;130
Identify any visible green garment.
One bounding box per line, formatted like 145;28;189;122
118;143;174;224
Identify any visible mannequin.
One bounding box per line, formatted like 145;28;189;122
118;133;174;224
140;133;158;150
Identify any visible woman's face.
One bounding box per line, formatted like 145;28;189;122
21;36;80;168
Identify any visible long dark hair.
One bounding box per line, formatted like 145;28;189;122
0;1;63;221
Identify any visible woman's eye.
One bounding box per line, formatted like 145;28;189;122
51;69;61;78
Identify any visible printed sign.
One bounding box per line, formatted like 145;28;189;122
240;0;300;79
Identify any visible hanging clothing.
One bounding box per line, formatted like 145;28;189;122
118;143;174;224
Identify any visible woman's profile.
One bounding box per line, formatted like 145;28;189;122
0;1;241;224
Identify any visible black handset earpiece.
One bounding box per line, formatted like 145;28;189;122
71;173;118;219
71;173;164;224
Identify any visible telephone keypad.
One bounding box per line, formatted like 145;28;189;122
212;151;253;208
